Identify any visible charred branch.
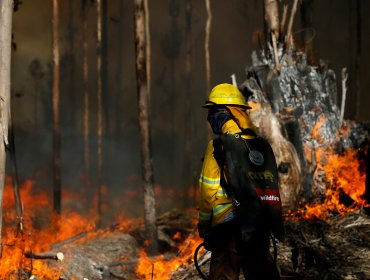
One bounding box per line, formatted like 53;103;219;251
49;231;87;250
25;251;64;261
340;67;348;127
280;5;288;36
286;0;299;48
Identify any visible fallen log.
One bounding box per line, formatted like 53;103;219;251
25;251;64;261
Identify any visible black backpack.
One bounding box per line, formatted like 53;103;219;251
213;133;284;243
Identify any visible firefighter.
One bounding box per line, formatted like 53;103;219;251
197;83;282;280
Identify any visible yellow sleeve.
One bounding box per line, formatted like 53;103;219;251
198;140;233;226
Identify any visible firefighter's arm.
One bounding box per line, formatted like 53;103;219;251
197;141;220;237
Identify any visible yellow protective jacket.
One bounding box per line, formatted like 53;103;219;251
198;106;256;227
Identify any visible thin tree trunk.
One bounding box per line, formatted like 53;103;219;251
286;0;299;48
115;0;124;137
96;0;104;226
133;0;158;256
355;0;361;119
184;0;196;204
205;0;212;139
52;0;61;214
67;0;76;128
82;0;90;192
204;0;211;95
0;0;13;254
144;0;151;101
9;115;23;232
364;143;370;210
300;0;314;63
101;0;109;134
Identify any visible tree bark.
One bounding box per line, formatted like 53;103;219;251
364;143;370;208
300;0;314;63
96;0;104;226
286;0;299;48
144;0;151;101
133;0;158;256
205;0;211;95
9;115;23;231
52;0;61;215
82;0;90;192
205;0;213;139
355;0;361;119
101;0;109;134
0;0;13;252
184;0;196;203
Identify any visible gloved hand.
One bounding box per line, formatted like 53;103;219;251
203;233;214;251
197;223;210;239
198;223;214;251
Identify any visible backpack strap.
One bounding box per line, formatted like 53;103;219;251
212;137;238;205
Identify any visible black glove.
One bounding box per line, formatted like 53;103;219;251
198;223;215;251
203;232;214;251
197;223;210;239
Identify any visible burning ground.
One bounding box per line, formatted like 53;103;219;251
1;47;370;279
0;140;369;279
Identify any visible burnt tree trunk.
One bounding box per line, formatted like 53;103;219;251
263;0;281;70
66;0;76;128
133;0;158;256
355;0;361;119
204;0;211;95
243;0;369;208
0;0;13;252
114;0;124;137
9;115;23;231
364;143;370;210
96;0;105;226
51;0;61;214
184;0;196;203
82;0;90;193
286;0;299;48
101;0;109;134
263;0;279;39
205;0;212;138
300;0;314;63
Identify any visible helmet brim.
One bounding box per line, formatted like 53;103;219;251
202;102;252;109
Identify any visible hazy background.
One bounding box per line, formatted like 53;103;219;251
9;0;370;224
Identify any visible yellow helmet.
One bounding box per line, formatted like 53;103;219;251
203;83;251;108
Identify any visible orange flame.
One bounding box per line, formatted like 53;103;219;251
0;179;98;278
299;147;366;220
289;115;367;220
135;230;201;279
